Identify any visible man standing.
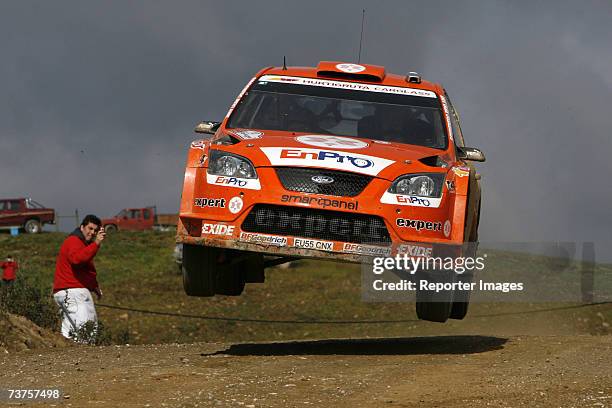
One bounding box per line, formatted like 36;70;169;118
53;215;106;339
1;255;18;286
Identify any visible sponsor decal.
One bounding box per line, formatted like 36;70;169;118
311;175;334;184
445;180;455;191
259;75;437;98
201;223;235;236
264;76;300;83
206;173;261;190
293;238;334;251
451;166;470;178
336;63;366;73
439;95;454;141
228;196;244;214
199;154;208;166
296;135;368;149
194;197;226;208
261;147;394;176
444;220;452;237
396;244;434;258
232;130;263;140
249;206;388;242
343;243;392;257
396;218;442;232
397;196;431;207
281;194;358;210
380;191;442;208
191;140;208;150
226;76;257;118
239;232;287;246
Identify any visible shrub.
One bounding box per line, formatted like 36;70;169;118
0;279;59;330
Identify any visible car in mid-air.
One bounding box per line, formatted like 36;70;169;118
176;61;484;322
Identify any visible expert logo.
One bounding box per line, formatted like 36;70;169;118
396;218;442;232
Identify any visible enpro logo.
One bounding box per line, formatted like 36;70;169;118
397;195;431;207
280;149;374;169
206;173;261;190
214;176;247;187
260;147;395;177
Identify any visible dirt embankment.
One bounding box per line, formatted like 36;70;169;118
1;335;611;407
0;312;67;354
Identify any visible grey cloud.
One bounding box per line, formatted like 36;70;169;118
1;0;611;259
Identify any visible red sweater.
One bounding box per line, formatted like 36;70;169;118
1;261;18;281
53;231;100;292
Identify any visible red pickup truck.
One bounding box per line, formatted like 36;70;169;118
0;198;56;234
102;207;178;232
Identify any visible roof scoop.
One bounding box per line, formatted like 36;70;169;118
316;61;385;82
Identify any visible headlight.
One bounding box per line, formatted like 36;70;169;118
388;173;444;197
207;150;257;179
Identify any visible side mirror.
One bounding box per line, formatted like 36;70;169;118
457;146;486;162
194;121;221;134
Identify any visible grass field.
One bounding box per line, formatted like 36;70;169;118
0;231;610;345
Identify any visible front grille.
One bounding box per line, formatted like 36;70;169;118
275;167;372;197
242;204;391;245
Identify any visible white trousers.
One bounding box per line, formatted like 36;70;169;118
53;288;98;339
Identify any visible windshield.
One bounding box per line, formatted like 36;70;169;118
227;75;447;149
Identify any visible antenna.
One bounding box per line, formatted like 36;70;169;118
282;56;287;70
358;9;365;63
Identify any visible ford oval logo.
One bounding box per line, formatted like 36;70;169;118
311;175;334;184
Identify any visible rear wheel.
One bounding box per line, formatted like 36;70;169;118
24;219;41;234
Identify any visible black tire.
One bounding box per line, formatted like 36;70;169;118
104;224;118;234
182;244;217;297
449;272;473;320
215;268;245;296
214;249;248;296
24;219;41;234
416;301;453;323
449;171;481;320
415;270;455;323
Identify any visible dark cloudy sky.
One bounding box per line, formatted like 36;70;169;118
1;1;611;260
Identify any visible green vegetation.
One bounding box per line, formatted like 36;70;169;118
0;231;610;345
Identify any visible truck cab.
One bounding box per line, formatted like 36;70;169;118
102;207;155;232
0;198;56;234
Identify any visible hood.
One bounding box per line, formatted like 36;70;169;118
218;129;451;180
69;227;91;245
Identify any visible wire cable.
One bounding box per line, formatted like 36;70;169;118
95;301;612;325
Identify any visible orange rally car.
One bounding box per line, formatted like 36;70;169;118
177;61;485;322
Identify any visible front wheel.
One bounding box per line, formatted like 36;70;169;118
415;270;455;323
24;219;41;234
104;224;118;234
182;244;217;297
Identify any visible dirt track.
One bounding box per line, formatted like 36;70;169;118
1;335;611;407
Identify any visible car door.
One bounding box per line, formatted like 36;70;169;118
0;200;23;227
125;209;142;231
